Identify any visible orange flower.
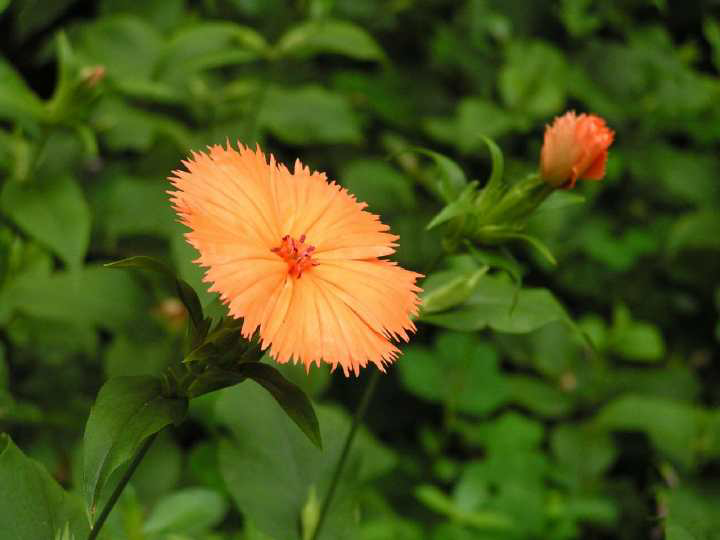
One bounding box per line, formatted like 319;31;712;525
169;144;422;376
540;111;614;188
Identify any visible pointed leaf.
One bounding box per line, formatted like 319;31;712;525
1;175;90;268
276;19;385;62
427;181;479;230
240;362;322;449
216;384;394;540
83;376;188;516
402;147;467;202
106;256;209;343
421;267;489;314
0;434;89;539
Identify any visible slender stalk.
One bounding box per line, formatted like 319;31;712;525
87;432;158;540
311;369;380;540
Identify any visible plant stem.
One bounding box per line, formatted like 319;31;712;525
310;369;380;540
87;432;158;540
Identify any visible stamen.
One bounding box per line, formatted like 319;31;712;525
270;234;318;278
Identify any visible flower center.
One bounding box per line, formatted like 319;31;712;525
271;234;318;278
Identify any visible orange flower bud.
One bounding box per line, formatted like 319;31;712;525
540;111;614;189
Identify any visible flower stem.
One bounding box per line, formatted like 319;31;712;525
311;369;380;540
87;432;158;540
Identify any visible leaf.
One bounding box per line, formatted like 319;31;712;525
421;267;488;314
106;256;209;344
507;375;573;417
217;383;395;540
426;181;479;230
421;273;569;334
595;395;702;468
0;434;89;539
494;232;557;266
534;190;586;214
83;376;188;515
398;332;508;415
259;85;362;145
477;135;504;191
341;159;416;213
415;485;512;530
276;19;385;62
667;210;720;254
424;98;519;154
73;14;164;84
608;305;665;362
3;264;149;331
240;362;322;449
498;41;567;117
157;22;268;85
400;147;467;203
662;485;720;540
1;175;90;268
143;488;228;535
0;57;45;124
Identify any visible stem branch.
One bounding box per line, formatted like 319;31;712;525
88;432;158;540
311;369;380;540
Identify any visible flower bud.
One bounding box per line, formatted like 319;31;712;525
540;111;614;189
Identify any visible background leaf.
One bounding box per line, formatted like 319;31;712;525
0;434;89;540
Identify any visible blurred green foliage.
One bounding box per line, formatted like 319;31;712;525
1;0;719;539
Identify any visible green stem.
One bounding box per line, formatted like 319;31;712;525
87;432;158;540
310;369;380;540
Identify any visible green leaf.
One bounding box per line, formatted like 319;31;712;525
259;85;362;145
1;175;90;268
73;15;164;84
2;264;149;331
415;485;512;530
424;98;519;153
595;395;702;468
240;362;322;449
498;41;567;117
493;232;557;266
534;190;586;214
421;266;488;314
608;305;665;362
0;57;45;124
426;181;479;230
507;375;573;417
662;485;720;540
341;159;415;213
106;256;209;344
477;135;504;189
157;22;268;85
0;434;89;539
551;424;617;481
143;488;228;535
421;273;568;334
398;332;508;415
217;383;395;540
400;147;467;203
83;376;188;516
276;19;385;62
667;210;720;254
